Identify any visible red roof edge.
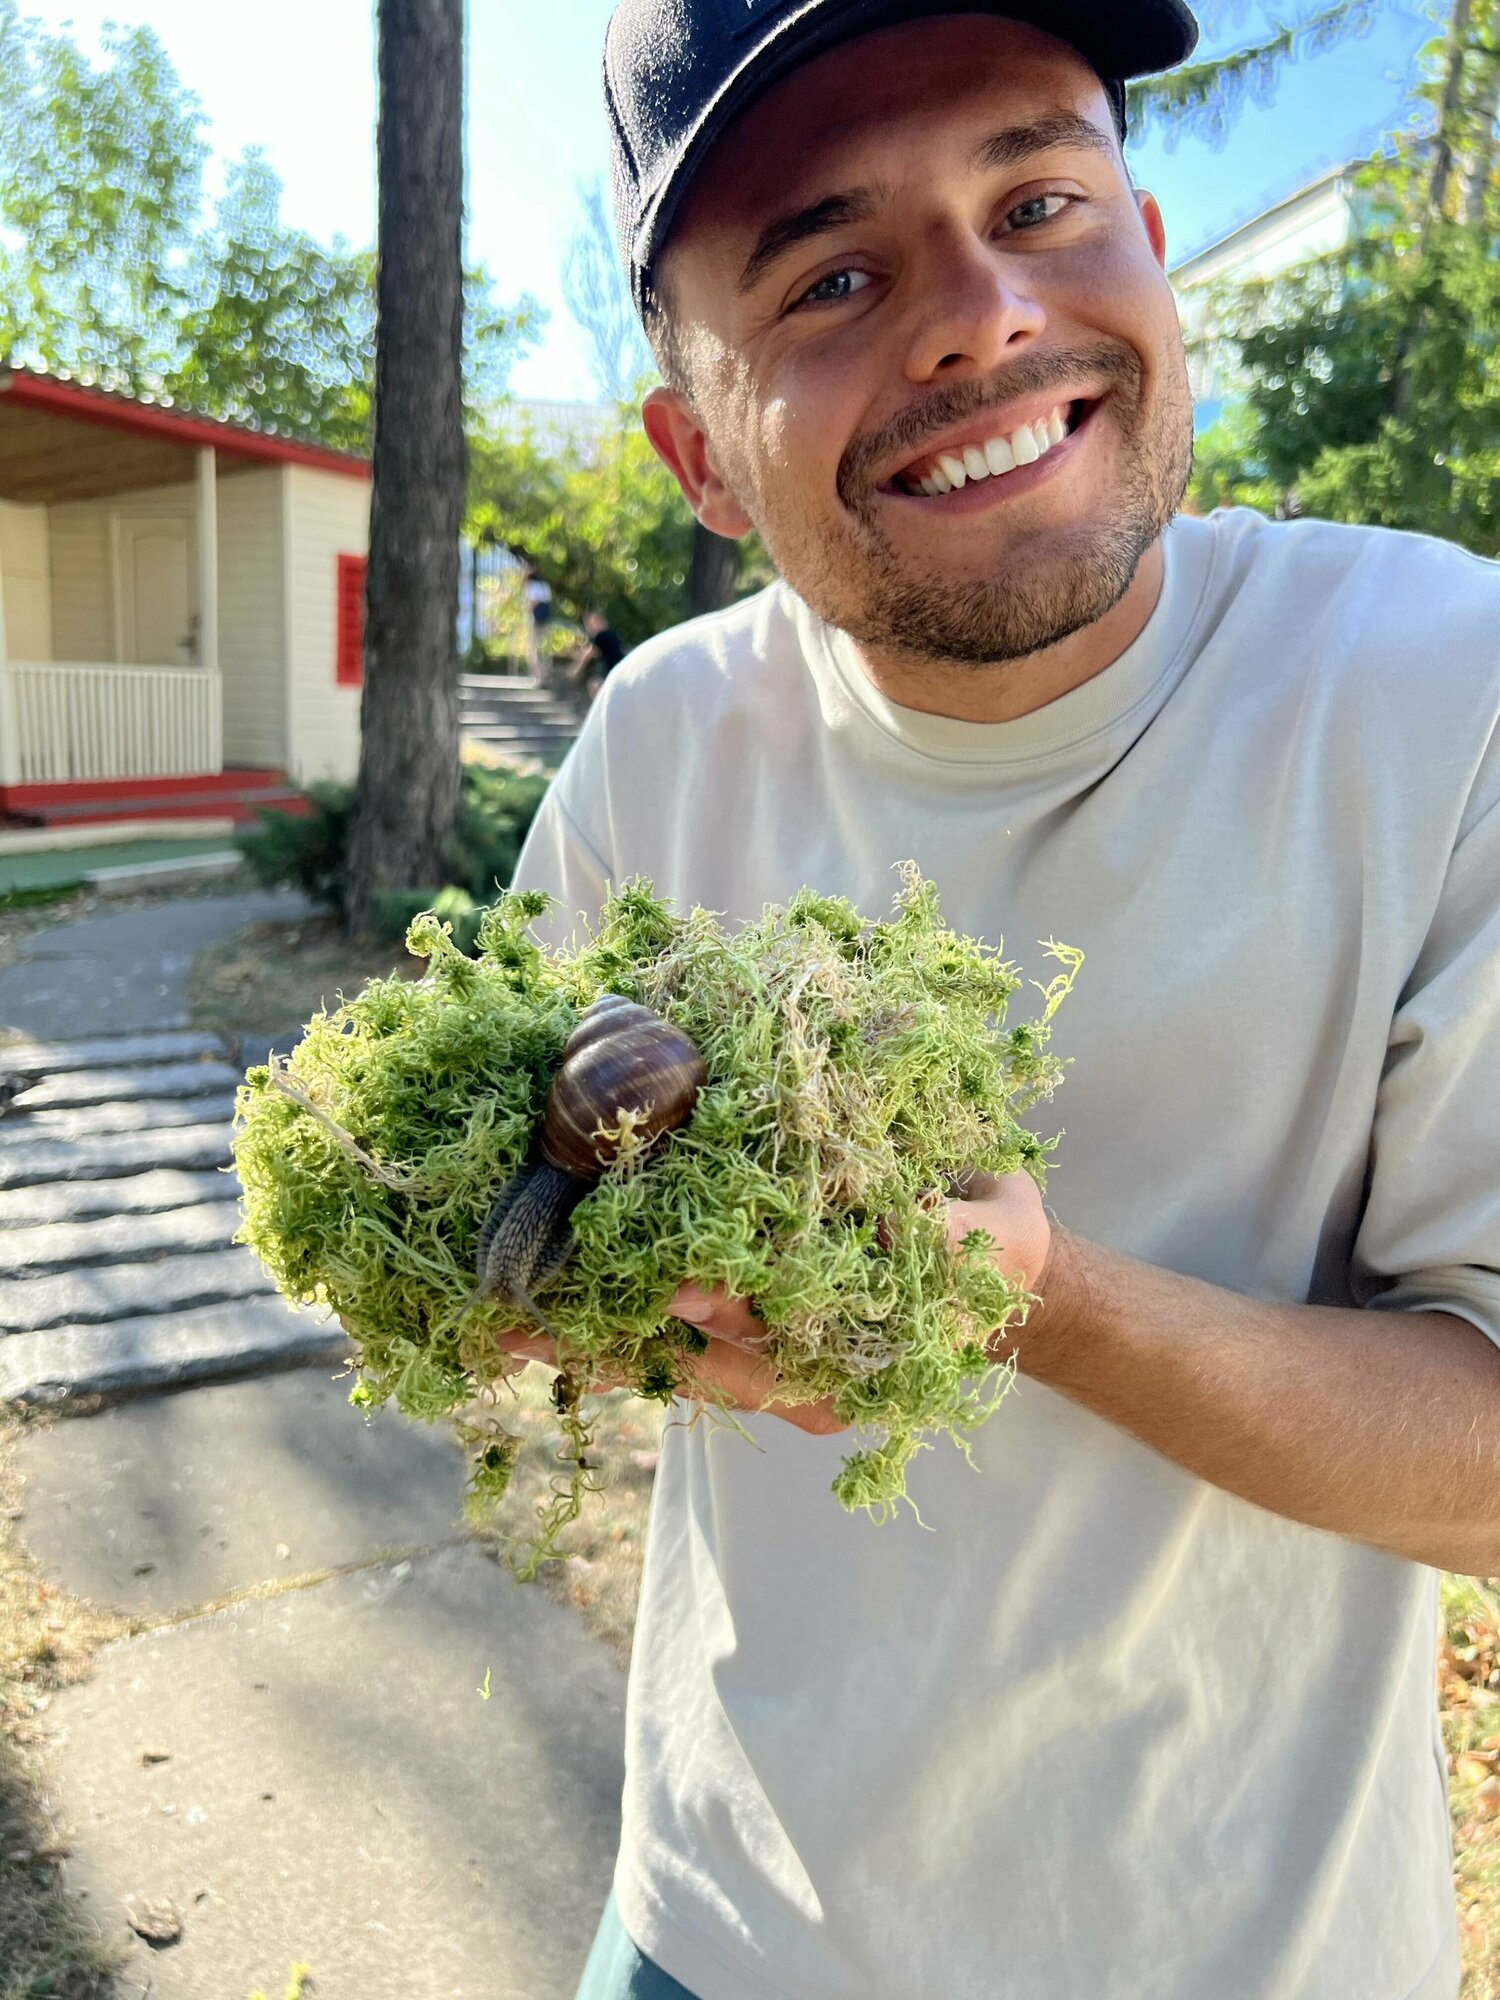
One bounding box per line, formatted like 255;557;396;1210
0;368;371;481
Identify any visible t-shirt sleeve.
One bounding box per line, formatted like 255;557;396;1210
1351;753;1500;1350
509;753;614;954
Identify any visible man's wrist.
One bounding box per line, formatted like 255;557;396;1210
990;1222;1095;1386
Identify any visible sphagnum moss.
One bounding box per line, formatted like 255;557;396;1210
233;864;1080;1568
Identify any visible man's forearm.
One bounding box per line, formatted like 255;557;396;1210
1002;1229;1500;1575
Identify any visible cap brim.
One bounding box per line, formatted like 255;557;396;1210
633;0;1197;306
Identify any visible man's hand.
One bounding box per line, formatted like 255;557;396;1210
494;1167;1054;1434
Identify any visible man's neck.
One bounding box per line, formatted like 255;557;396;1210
849;538;1166;724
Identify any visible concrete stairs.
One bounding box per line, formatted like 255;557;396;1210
459;672;582;769
0;1027;345;1408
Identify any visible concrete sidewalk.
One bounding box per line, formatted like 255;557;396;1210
12;1371;623;1999
0;889;304;1041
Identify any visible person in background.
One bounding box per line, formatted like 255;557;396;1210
568;609;628;704
523;565;554;680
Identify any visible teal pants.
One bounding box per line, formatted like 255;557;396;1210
575;1894;698;1999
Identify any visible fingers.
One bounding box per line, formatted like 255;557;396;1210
669;1281;767;1350
678;1331;844;1435
495;1283;849;1433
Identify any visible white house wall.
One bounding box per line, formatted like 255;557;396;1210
47;479;196;662
283;463;369;785
0;500;53;661
217;467;286;768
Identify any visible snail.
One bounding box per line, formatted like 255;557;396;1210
473;994;707;1322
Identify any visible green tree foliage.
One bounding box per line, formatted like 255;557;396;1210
167;153;376;452
0;1;532;449
1185;0;1500;552
468;416;700;649
0;0;205;380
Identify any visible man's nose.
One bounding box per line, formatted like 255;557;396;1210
899;226;1047;383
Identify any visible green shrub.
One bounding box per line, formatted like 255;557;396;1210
237;765;549;938
238;781;353;909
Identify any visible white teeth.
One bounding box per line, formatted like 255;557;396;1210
905;404;1075;494
983;434;1016;476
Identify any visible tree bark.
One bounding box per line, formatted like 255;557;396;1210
1392;0;1476;424
1425;0;1476;223
688;520;739;618
345;0;467;936
1459;40;1500;225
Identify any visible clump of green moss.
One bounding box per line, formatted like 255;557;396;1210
233;865;1079;1565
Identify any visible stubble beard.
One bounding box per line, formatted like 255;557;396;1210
739;343;1195;669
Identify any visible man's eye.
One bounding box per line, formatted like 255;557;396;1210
792;267;872;310
1003;193;1072;232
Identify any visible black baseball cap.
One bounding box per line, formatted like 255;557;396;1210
605;0;1199;316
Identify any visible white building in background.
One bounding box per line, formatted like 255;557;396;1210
1170;165;1364;432
499;399;616;458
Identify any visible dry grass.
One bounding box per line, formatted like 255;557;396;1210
186;914;417;1041
1443;1574;1500;1997
0;1425;138;1999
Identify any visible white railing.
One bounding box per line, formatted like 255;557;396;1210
0;661;223;786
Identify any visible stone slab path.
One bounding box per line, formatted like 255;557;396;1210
12;1368;623;1999
0;1024;345;1409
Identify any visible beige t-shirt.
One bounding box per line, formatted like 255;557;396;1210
512;507;1500;2000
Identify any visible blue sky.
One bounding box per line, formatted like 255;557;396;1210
26;1;1435;400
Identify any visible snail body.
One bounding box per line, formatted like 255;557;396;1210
475;995;706;1311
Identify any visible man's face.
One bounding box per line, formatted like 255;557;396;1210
644;14;1195;667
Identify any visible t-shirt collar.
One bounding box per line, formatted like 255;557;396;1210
798;512;1218;768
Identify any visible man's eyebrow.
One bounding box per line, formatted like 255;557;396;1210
736;188;885;295
972;112;1117;173
733;114;1115;296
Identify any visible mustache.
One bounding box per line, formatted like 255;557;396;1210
836;343;1142;509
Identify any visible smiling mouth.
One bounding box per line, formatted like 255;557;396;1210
884;399;1093;497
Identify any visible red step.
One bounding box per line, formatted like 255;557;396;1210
0;770;311;829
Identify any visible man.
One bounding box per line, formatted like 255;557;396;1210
507;5;1500;1995
570;609;630;703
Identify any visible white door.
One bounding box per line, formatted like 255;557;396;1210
115;516;196;664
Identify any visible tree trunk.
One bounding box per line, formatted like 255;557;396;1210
1426;0;1476;223
1459;42;1500;225
345;0;467;936
688;520;739;618
1392;0;1476;423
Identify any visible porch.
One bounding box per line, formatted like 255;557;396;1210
0;372;231;797
0;368;370;813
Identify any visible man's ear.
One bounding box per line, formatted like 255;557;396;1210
1135;190;1168;271
642;387;755;540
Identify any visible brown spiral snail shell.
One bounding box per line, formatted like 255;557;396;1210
473;995;707;1314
